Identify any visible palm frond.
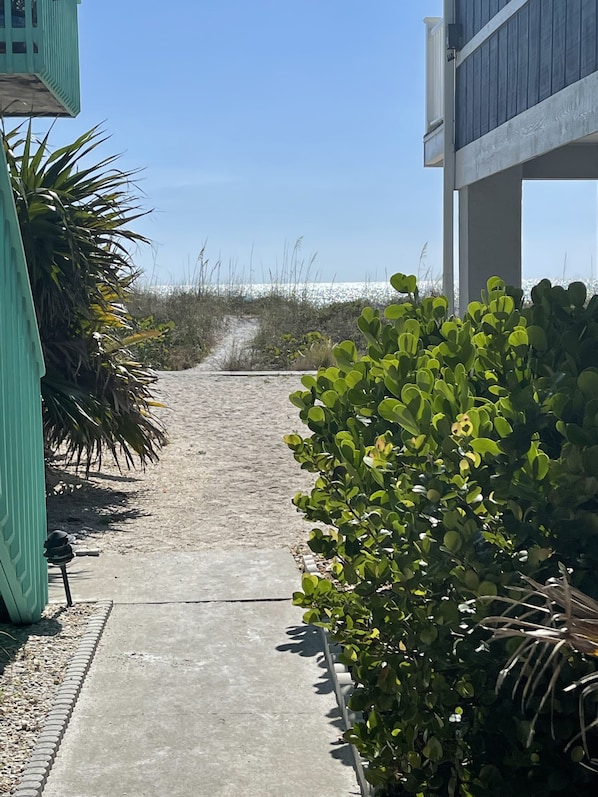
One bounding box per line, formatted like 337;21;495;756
482;568;598;769
2;122;167;469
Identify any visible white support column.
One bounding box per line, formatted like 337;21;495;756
442;0;456;313
458;165;522;310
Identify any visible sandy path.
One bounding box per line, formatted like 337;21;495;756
46;371;315;554
195;315;258;371
13;364;319;795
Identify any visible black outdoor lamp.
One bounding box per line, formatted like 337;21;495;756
44;530;75;607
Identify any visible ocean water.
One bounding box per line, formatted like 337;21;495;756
150;280;415;305
151;277;598;307
206;280;410;306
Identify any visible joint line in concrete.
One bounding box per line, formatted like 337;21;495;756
111;597;293;606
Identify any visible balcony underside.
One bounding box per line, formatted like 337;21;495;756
0;73;72;116
424;121;444;167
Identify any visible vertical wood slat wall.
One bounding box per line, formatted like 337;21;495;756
0;0;81;624
39;0;80;116
0;144;47;624
0;0;80;117
455;0;598;150
456;0;514;45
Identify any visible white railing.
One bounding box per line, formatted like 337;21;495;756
424;17;444;133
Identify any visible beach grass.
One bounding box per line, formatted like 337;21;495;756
128;287;238;370
128;283;389;372
128;240;423;371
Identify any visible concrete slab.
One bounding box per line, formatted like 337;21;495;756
44;710;358;797
43;602;359;797
48;549;302;604
43;549;360;796
69;602;334;716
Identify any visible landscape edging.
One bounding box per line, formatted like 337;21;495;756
12;600;113;797
302;554;374;797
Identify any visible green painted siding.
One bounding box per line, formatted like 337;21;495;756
0;143;48;624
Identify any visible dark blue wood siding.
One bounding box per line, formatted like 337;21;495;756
527;0;540;105
581;0;598;77
456;0;514;45
455;0;598;149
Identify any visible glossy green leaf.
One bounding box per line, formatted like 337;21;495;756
494;416;513;437
423;737;443;762
334;340;358;370
470;438;500;457
389;273;417;294
568;281;587;307
378;398;420;435
320;390;339;409
398;332;418;356
301;574;320;596
508;328;528;349
526;325;548;351
307;406;326;425
443;531;462;552
577;369;598;399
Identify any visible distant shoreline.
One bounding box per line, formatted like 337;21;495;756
136;276;598;307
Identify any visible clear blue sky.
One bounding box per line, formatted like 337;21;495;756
41;1;597;285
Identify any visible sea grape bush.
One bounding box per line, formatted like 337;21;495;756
286;274;598;796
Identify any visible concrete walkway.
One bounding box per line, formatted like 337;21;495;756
45;550;360;797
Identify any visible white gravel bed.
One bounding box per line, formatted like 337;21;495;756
0;603;95;795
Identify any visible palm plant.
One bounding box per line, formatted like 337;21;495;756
482;570;598;769
3;123;166;469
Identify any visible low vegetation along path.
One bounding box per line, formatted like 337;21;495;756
41;368;360;796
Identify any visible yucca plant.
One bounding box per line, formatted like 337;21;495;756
3;122;166;469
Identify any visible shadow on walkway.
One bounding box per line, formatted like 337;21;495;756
278;623;355;769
